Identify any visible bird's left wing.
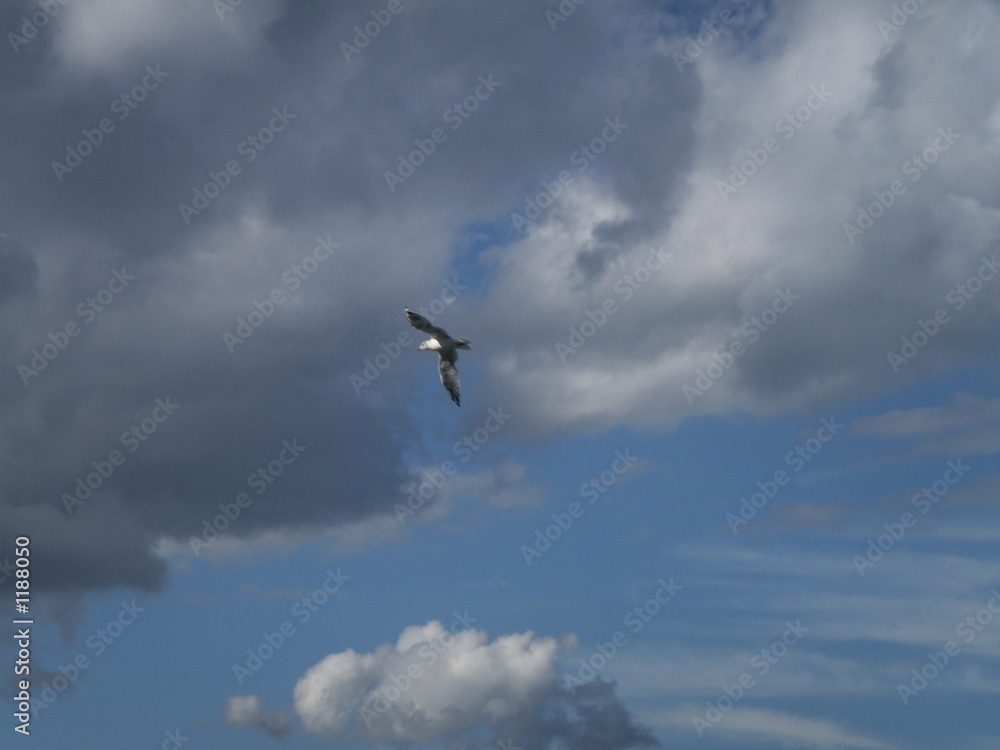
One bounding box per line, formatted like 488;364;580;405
438;357;461;406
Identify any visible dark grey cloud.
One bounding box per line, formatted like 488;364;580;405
0;236;38;302
0;0;703;594
507;678;659;750
3;0;999;594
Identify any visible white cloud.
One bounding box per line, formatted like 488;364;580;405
293;620;558;742
225;694;288;738
663;706;897;749
471;0;1000;437
412;461;546;522
281;620;655;748
852;394;1000;455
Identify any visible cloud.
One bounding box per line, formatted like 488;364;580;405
225;694;289;738
50;0;288;77
471;0;1000;436
150;460;544;561
0;234;38;304
719;708;896;749
0;0;695;594
603;536;998;747
852;394;1000;455
0;498;166;593
662;706;896;749
284;620;656;748
405;461;546;526
659;540;1000;684
4;0;1000;596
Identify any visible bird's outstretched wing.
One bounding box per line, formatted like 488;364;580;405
438;357;461;406
405;308;451;341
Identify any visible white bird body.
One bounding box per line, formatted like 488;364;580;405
405;309;470;406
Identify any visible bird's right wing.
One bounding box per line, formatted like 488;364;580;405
405;309;450;341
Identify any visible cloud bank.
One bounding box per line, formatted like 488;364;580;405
2;0;999;598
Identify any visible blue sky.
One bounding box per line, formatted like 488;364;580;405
1;1;999;749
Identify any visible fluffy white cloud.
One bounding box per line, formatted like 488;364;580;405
283;620;655;748
294;620;557;741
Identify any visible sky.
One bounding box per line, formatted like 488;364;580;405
1;0;999;748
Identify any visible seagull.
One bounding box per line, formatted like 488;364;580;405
405;308;470;406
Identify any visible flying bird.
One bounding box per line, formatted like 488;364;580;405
405;308;470;406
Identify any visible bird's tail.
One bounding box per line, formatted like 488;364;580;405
455;339;471;349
